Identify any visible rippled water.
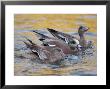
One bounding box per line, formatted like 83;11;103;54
14;30;97;76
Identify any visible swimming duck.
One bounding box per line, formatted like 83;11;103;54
23;38;65;63
32;31;80;54
47;28;82;50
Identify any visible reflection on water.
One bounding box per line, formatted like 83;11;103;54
14;30;97;76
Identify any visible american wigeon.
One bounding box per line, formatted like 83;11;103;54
23;38;65;63
47;26;90;49
32;31;81;54
47;28;82;50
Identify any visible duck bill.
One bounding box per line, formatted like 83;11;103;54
84;27;89;32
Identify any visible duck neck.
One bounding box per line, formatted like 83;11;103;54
79;33;85;39
79;33;86;47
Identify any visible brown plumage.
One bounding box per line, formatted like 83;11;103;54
23;38;65;63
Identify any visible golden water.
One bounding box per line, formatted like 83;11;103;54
14;14;97;76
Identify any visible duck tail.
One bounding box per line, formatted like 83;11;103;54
26;38;35;45
23;41;31;48
47;28;59;37
47;28;58;33
22;36;35;45
32;30;50;40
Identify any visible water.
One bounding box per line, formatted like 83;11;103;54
70;70;97;76
14;29;97;76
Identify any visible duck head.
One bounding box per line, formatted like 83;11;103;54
78;26;89;37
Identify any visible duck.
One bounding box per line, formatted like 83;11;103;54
46;28;82;50
47;26;90;50
47;28;78;44
23;38;65;64
32;30;81;54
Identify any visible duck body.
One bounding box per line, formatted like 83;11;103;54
47;28;82;51
42;40;75;54
23;39;65;64
32;30;79;54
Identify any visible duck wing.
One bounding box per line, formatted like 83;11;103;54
47;28;77;44
32;30;55;40
23;38;50;62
